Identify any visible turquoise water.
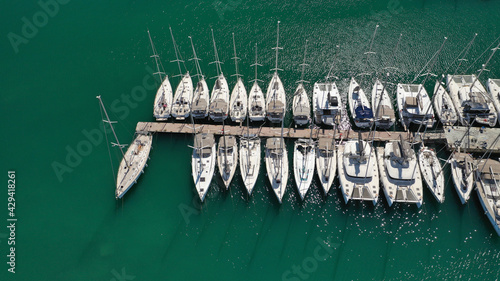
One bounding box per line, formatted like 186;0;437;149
2;0;500;280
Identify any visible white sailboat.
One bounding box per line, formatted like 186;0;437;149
348;78;374;128
487;79;500;126
337;134;379;205
147;30;172;121
418;146;445;203
239;135;261;195
371;78;395;129
192;133;216;202
447;74;497;127
292;40;310;126
97;96;152;199
217;134;238;189
377;136;423;207
169;27;193;120
313;81;340;126
397;83;435;130
433;80;457;125
248;43;266;121
266;21;286;123
229;33;247;123
293;138;315;200
188;36;210;119
316;138;336;196
208;29;230;122
265;137;288;204
475;158;500;236
450;151;474;204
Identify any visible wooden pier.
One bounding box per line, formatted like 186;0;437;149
135;121;447;143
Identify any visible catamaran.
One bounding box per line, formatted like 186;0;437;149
377;136;423;207
97;96;152;199
147;30;172;121
418;146;445;203
217;135;238;189
265;136;288;204
313;81;340;126
487;79;500;126
447;74;497;127
192;133;216;202
433;80;457;125
348;78;374;128
293;138;315;200
450;151;474;204
188;36;210;119
266;21;286;123
169;27;193;120
338;133;379;205
292;40;310;126
229;33;247;122
248;43;266;122
475;158;500;236
371;78;395;129
209;29;230;122
397;83;435;130
316;138;336;195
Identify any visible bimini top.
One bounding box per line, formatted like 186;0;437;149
194;133;215;155
268;100;285;113
266;137;285;150
354;105;373;119
209;99;228;113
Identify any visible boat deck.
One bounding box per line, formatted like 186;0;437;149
443;126;500;153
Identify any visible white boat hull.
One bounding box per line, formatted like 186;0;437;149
266;73;286;123
450;152;474;204
371;79;395;129
293;139;315;200
433;81;457;125
316;141;336;196
265;138;289;203
191;79;210;119
292;84;311;126
313;82;340;126
239;137;261;195
418;147;445;203
348;78;373;129
230;78;248;122
192;135;216;202
153;77;173;121
209;75;230;122
171;73;193;120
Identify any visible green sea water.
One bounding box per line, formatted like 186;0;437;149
2;0;500;280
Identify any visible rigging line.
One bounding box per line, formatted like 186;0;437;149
463;34;500;74
147;29;165;83
100;99;117;187
169;26;184;78
449;33;477;78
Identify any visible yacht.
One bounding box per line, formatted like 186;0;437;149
418;146;445;203
239;135;261;195
266;72;286;123
188;36;209;119
313;81;340;126
450;152;474;204
217;135;238;189
248;43;266;121
292;41;310;126
447;74;497;127
348;78;373;128
292;83;310;126
208;29;229;122
266;21;286;124
316;138;336;196
487;79;500;126
433;80;457;125
229;33;247;122
475;158;500;236
377;136;423;207
265;137;288;203
371;78;395;129
396;83;435;130
169;28;193;120
97;96;153;199
148;30;172;121
293;139;315;200
192;133;216;202
337;135;379;205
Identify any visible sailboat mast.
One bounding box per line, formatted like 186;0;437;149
147;30;165;82
211;29;223;76
169;27;184;77
96;96;128;166
470;39;500;94
188;36;204;82
298;40;309;84
251;43;262;83
271;21;283;73
232;33;240;78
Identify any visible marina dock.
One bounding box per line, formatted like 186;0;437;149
136;121;448;143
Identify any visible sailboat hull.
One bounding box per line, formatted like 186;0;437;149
239;137;261;195
153;77;173;121
293;139;315;200
171;73;194;120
